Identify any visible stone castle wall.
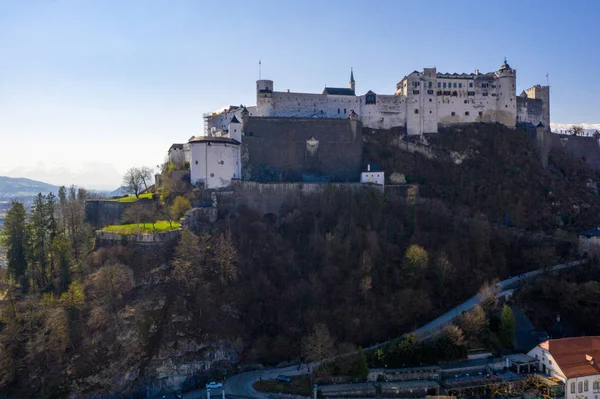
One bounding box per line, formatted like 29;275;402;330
534;129;600;171
219;180;383;216
241;117;363;182
85;198;154;229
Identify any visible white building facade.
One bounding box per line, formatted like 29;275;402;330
204;59;549;137
528;337;600;399
189;136;241;189
361;164;385;186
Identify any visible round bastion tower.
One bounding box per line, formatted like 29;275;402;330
496;58;517;127
256;79;274;117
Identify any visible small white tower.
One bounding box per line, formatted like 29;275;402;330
228;115;242;143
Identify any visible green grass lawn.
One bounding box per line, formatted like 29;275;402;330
101;220;181;234
116;192;154;202
253;375;311;396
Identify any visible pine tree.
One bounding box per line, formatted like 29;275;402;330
499;305;516;348
2;202;29;290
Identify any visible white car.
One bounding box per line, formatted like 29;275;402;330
205;381;223;390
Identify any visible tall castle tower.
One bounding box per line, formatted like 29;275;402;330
526;85;550;130
256;79;274;116
350;68;355;92
496;58;517;127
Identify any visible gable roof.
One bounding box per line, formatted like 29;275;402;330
581;227;600;238
540;337;600;378
322;87;356;96
230;116;240;124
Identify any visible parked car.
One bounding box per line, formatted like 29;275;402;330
276;375;291;383
205;381;223;389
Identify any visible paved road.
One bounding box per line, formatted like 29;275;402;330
190;259;586;398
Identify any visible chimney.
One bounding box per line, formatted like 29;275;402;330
586;354;595;365
368;164;371;172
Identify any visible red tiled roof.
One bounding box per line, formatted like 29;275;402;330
541;337;600;378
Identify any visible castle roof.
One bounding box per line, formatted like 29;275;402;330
365;90;376;95
322;87;356;96
537;122;545;128
520;90;528;97
499;57;511;71
362;163;383;172
188;136;240;145
168;143;185;152
230;116;240;124
350;68;355;83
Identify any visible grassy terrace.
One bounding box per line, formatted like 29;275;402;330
101;220;181;234
115;193;154;202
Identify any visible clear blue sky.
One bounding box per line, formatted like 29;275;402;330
1;0;599;189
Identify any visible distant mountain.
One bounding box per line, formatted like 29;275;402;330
551;123;600;136
0;176;59;199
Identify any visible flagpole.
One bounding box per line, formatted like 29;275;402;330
546;73;549;87
259;59;262;80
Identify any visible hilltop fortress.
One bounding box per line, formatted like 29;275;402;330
204;58;549;137
181;59;550;188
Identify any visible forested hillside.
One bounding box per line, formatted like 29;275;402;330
0;125;599;397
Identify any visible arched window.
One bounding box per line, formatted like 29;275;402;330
414;109;419;114
585;380;589;392
572;383;576;393
580;382;584;393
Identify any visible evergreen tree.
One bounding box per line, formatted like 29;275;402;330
499;305;516;348
2;202;29;290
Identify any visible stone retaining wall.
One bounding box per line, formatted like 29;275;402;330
95;229;181;248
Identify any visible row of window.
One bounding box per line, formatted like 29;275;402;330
570;380;600;393
414;90;489;97
438;82;474;89
337;108;347;114
413;109;484;117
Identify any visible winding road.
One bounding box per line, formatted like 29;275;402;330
185;259;585;399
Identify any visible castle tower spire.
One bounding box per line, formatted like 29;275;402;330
350;68;355;92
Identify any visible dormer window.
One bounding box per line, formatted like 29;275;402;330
366;94;376;105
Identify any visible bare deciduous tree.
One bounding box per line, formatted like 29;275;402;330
122;167;153;198
302;323;335;362
570;125;584;136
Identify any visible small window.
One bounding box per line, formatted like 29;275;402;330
573;383;577;394
464;100;468;104
452;91;458;96
428;82;432;88
429;110;432;113
427;90;434;95
437;90;442;95
344;108;346;114
210;173;214;177
451;111;456;116
443;82;446;88
453;83;457;88
459;83;462;88
586;380;589;392
580;382;584;393
338;108;340;114
468;91;475;96
429;98;432;102
195;161;198;165
469;82;473;88
414;109;419;114
479;111;483;116
438;82;441;88
482;92;488;96
413;90;420;95
465;111;469;116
